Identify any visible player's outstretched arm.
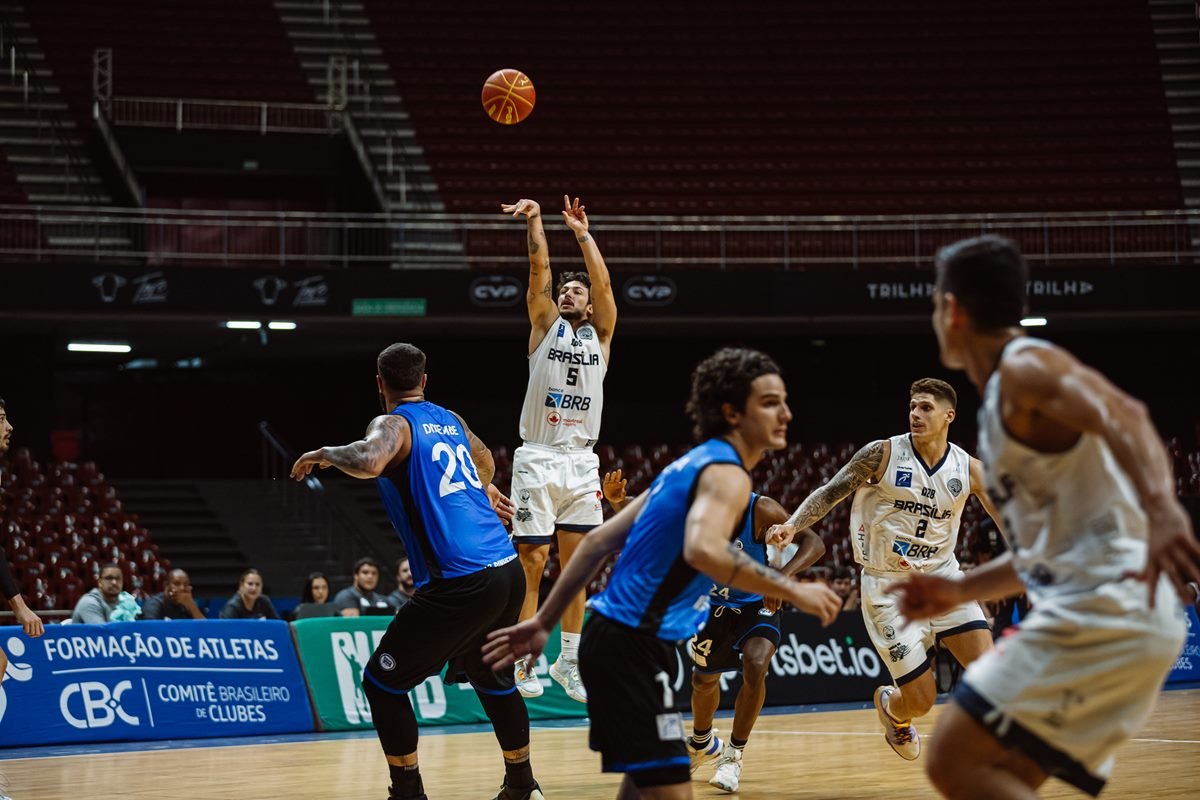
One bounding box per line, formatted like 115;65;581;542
1003;345;1200;603
483;492;649;669
502;199;557;350
290;415;409;481
768;439;888;546
890;552;1025;621
561;195;617;353
684;465;841;626
1;550;44;637
754;495;825;612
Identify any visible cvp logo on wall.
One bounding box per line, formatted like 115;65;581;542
469;276;522;307
623;275;677;307
252;275;329;307
60;680;143;729
91;272;168;304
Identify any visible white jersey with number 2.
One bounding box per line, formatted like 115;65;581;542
849;433;971;576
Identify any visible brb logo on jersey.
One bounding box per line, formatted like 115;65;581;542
545;391;592;411
893;539;941;561
895;470;913;488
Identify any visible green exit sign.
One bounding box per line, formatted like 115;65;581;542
352;298;427;317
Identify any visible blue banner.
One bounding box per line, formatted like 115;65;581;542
0;620;314;747
1167;604;1200;684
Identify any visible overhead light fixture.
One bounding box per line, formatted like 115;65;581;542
224;321;262;330
68;342;132;353
1020;317;1048;327
268;321;297;331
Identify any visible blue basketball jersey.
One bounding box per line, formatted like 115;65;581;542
709;493;767;607
376;401;515;587
589;438;747;641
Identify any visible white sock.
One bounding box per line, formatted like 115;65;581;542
560;632;581;663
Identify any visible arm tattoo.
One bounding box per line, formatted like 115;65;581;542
786;440;884;530
323;416;403;477
542;277;553;299
723;544;793;592
577;234;590;243
528;231;540;254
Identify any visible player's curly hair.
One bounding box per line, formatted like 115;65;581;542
556;271;591;298
686;347;782;443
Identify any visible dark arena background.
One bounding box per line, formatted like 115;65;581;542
0;1;1197;798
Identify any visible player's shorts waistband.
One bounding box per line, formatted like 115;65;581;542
519;441;595;454
486;553;519;569
862;567;919;580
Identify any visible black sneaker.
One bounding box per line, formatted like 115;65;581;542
493;779;545;800
387;783;428;800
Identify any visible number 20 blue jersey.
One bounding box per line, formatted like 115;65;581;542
376;401;515;588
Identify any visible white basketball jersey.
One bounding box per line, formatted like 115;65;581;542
977;338;1153;612
849;433;972;576
519;317;607;450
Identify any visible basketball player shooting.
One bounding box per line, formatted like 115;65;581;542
501;195;616;704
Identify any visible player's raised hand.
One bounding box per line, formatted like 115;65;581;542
887;573;965;621
562;195;588;235
483;617;550;671
765;523;798;548
1140;498;1200;607
501;199;540;219
602;469;627;506
487;484;516;527
290;449;331;480
785;582;842;627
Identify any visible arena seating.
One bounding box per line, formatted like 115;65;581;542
363;0;1181;215
1;447;168;611
26;0;310;129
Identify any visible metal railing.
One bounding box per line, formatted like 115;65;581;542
259;422;387;571
109;96;344;135
0;19;98;201
0;205;1196;269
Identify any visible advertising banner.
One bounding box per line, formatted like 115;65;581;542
291;616;587;731
0;620;313;747
671;610;886;710
1167;604;1200;684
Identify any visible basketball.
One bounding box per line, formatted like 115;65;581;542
482;68;536;125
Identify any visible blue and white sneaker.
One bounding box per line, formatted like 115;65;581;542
686;731;725;775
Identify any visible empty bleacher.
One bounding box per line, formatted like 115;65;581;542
363;0;1182;214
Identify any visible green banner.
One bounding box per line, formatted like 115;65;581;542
291;616;586;731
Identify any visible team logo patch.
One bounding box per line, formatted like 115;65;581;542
882;625;896;640
595;490;603;500
898;558;912;570
546;411;561;426
545;391;563;408
557;323;565;338
892;540;910;557
516;508;533;522
948;478;963;497
888;643;910;663
579;327;594;340
379;654;396;671
895;470;913;488
519;489;530;502
733;539;744;550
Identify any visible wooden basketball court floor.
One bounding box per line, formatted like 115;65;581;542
4;689;1197;799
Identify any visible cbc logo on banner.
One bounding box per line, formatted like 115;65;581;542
60;681;142;730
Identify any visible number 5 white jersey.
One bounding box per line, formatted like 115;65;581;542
519;317;607;450
849;433;972;576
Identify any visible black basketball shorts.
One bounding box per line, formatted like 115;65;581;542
688;600;782;673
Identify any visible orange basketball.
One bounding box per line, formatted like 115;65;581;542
482;69;536;125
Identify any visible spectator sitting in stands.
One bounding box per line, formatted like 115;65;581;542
333;557;392;617
71;563;140;623
830;565;861;612
140;569;206;621
386;557;415;611
292;572;336;620
219;568;280;620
